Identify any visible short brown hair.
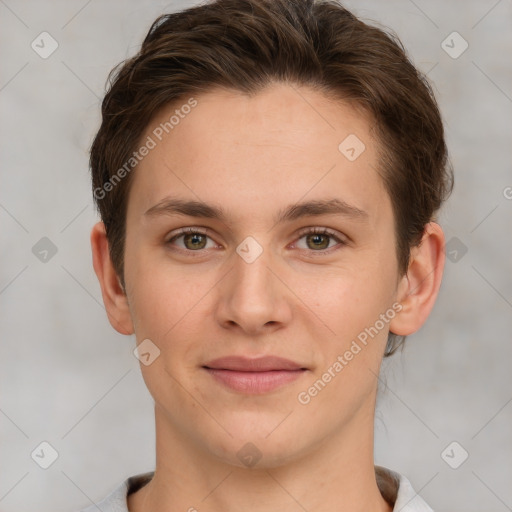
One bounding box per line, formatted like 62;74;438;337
90;0;453;356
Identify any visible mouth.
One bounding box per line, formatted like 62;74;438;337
202;355;308;394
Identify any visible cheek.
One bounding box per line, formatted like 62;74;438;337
296;269;394;412
129;267;208;340
124;244;178;334
297;259;394;340
127;267;208;386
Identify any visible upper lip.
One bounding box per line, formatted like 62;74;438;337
203;356;306;372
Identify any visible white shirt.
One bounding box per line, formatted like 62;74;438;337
78;466;434;512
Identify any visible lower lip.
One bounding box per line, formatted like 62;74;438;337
204;368;306;394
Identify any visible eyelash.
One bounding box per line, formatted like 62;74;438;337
165;227;347;256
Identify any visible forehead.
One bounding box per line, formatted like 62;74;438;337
127;82;390;226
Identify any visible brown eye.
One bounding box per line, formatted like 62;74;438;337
166;228;215;252
182;233;207;250
305;233;331;250
294;228;347;253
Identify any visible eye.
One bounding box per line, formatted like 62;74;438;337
294;227;347;252
165;226;347;255
166;227;217;251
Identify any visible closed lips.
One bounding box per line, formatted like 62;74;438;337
203;355;307;372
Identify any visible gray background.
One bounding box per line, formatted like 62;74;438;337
1;0;511;511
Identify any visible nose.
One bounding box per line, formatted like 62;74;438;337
214;241;293;336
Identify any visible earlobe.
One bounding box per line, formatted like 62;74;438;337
389;222;446;337
90;221;134;335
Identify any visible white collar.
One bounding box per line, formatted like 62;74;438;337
79;466;434;512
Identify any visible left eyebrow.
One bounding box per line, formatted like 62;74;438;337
143;197;369;224
275;198;368;223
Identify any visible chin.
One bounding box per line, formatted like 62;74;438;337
204;419;312;470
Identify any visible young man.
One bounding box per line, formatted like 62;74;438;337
84;0;453;510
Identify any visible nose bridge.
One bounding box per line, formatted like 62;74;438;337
216;235;289;332
231;237;274;303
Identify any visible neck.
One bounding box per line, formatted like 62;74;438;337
128;403;393;512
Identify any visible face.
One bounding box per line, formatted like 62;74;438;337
122;82;402;467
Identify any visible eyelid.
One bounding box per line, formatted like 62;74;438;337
167;226;211;238
295;226;346;240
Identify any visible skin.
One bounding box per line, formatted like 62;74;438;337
91;82;445;512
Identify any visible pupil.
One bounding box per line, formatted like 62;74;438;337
309;234;328;249
186;234;205;249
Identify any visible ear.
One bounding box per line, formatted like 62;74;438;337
389;222;445;336
90;221;134;335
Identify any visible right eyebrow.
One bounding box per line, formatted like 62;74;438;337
144;198;227;221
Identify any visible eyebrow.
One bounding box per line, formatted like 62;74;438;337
144;197;369;224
